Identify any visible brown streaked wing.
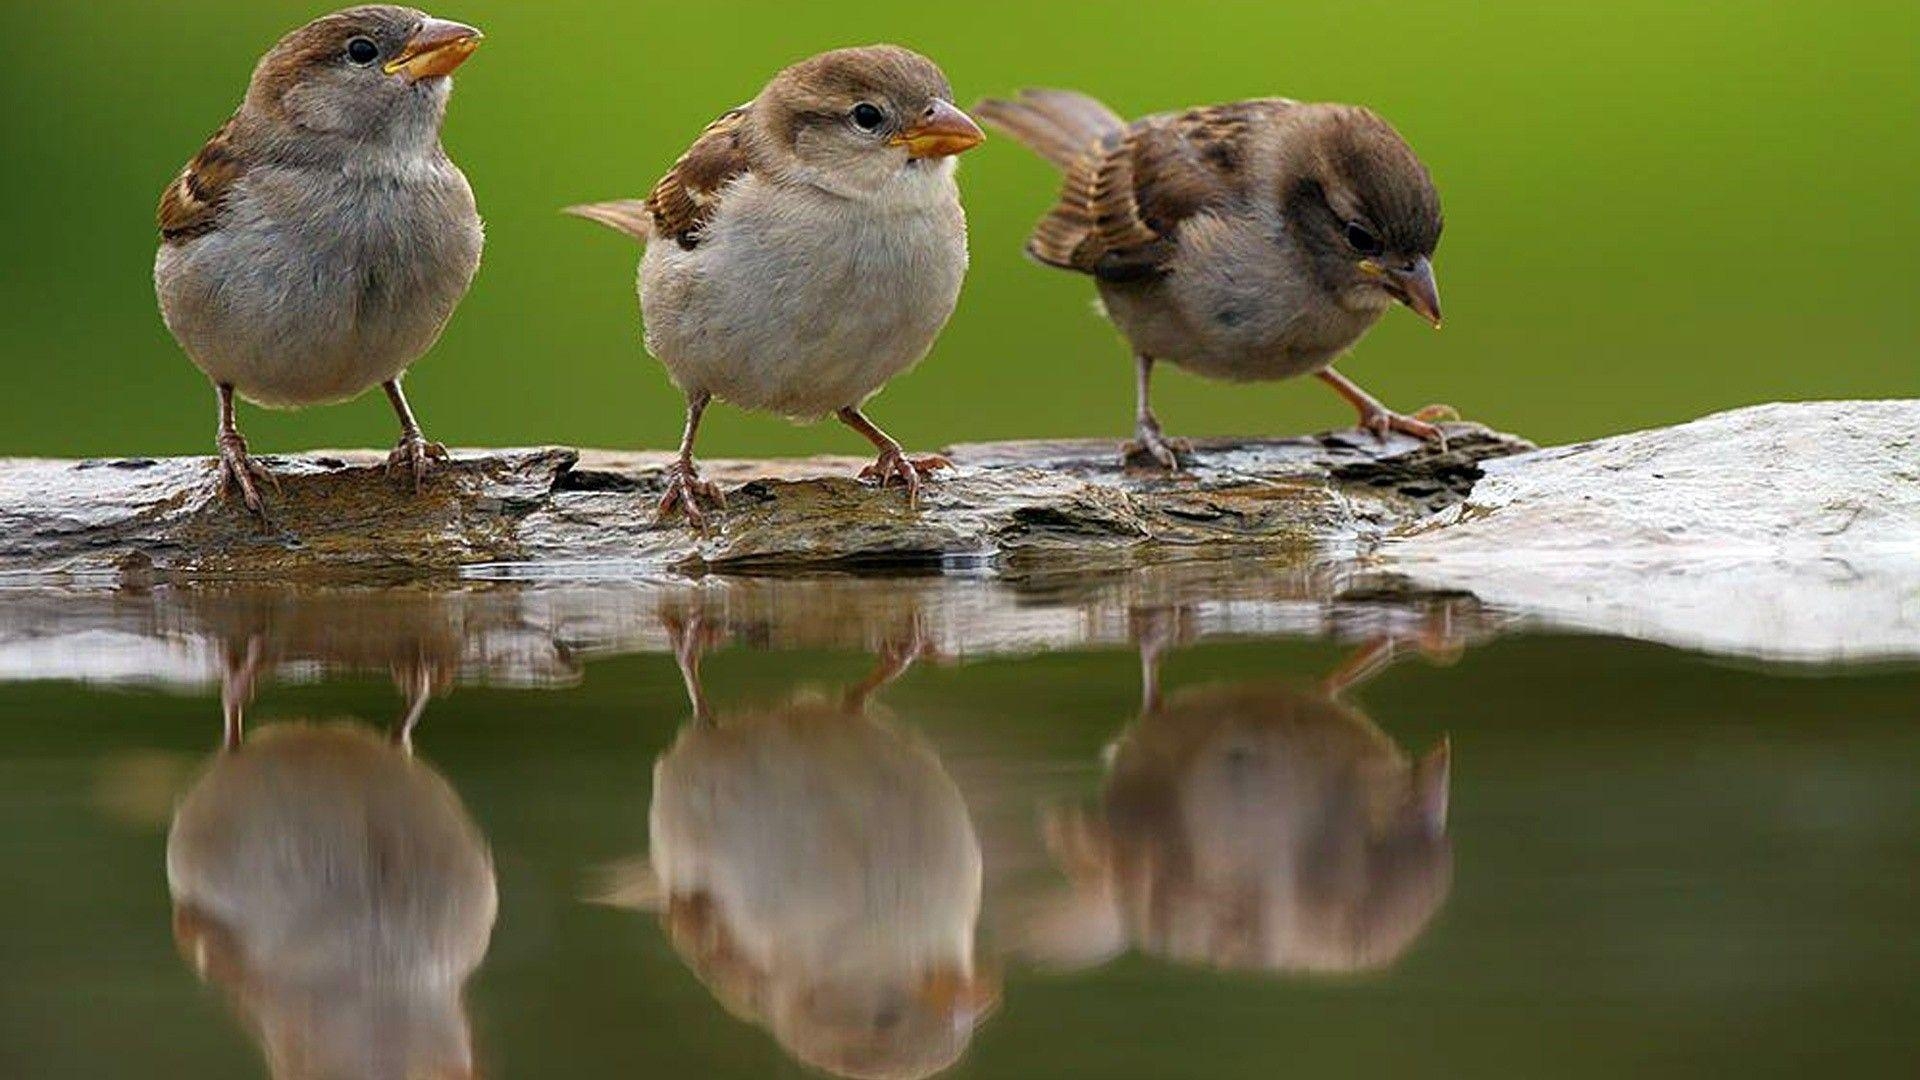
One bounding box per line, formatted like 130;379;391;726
158;115;247;245
646;108;753;250
1028;99;1296;282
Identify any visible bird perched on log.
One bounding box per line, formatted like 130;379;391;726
154;6;486;520
567;45;985;527
975;90;1453;470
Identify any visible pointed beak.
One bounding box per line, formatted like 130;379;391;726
1389;256;1443;329
384;18;484;83
892;100;985;159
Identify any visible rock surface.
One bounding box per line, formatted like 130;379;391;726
0;425;1526;581
1379;401;1920;662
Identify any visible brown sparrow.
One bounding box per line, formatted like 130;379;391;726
594;620;995;1078
975;91;1450;469
1023;624;1451;974
568;45;984;526
154;6;486;519
168;721;495;1079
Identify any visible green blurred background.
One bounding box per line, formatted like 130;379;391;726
1;0;1914;460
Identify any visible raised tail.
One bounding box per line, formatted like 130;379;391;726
973;89;1126;170
562;199;653;242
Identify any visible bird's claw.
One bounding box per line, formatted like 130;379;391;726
860;451;952;509
658;460;726;530
386;435;449;494
1360;405;1452;451
1122;422;1192;472
216;433;278;522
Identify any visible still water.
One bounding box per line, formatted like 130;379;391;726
0;570;1914;1078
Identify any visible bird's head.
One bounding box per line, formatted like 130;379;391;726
1281;105;1444;327
245;6;483;152
753;45;984;196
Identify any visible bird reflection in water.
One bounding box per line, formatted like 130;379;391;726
165;650;496;1080
1024;608;1455;975
595;611;997;1080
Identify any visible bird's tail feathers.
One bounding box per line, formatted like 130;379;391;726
563;199;654;242
974;89;1126;170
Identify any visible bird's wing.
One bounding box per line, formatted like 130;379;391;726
158;114;248;245
1030;99;1297;282
645;107;754;250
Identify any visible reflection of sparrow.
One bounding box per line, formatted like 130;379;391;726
154;6;486;518
167;722;496;1079
1024;637;1451;974
594;627;995;1080
568;46;985;526
976;91;1450;469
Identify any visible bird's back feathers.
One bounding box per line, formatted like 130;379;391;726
978;92;1298;282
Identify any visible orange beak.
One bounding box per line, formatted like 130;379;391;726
891;100;986;159
384;18;484;83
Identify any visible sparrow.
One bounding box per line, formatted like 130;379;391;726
168;721;495;1079
592;615;995;1079
1022;616;1452;974
154;6;486;519
567;45;985;527
975;91;1451;469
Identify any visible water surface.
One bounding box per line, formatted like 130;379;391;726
1;574;1914;1077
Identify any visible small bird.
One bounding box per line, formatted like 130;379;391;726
168;721;496;1080
154;6;486;519
975;91;1451;469
568;45;985;526
594;617;995;1079
1021;619;1452;975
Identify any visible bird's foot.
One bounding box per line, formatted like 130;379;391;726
216;433;279;521
386;434;449;494
1122;421;1192;472
860;450;953;508
1357;403;1458;450
657;459;726;530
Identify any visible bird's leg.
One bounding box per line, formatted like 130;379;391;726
1316;368;1456;448
658;391;726;529
1121;354;1190;471
382;378;449;493
662;607;721;724
1131;606;1192;715
214;383;278;521
838;406;951;508
218;634;267;751
844;615;932;711
390;648;437;754
1320;602;1471;699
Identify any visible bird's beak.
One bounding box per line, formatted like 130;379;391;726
1384;256;1443;329
892;100;986;159
384;18;484;82
918;967;998;1024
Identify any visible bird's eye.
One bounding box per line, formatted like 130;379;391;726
1343;221;1385;256
850;103;886;131
345;37;381;66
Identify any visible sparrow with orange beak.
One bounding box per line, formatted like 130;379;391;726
154;6;487;519
569;45;985;526
977;91;1454;469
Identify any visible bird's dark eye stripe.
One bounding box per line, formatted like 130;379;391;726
345;37;381;65
851;103;886;130
1344;221;1384;256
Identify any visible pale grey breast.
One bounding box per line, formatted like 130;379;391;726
156;157;481;409
641;170;968;420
